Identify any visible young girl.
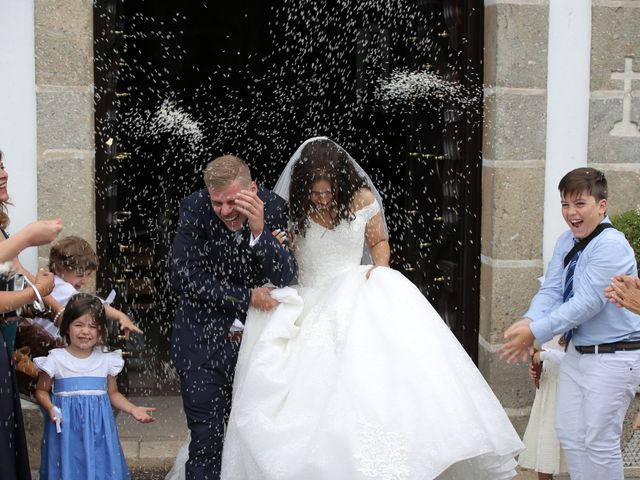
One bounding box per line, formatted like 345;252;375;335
518;335;567;479
34;293;155;480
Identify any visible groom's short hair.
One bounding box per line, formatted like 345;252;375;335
204;155;252;189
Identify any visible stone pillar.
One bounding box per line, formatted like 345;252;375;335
35;0;96;263
589;1;640;212
481;0;549;433
543;0;591;265
30;0;95;467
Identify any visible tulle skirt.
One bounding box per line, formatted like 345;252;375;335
220;266;523;479
40;383;129;480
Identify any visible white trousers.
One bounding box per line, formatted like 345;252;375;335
555;343;640;480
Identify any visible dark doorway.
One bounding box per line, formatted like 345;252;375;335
94;0;483;393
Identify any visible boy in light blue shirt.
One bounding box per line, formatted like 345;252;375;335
500;167;640;480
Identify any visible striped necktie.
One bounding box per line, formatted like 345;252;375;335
561;246;581;346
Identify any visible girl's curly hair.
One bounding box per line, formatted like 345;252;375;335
289;138;367;237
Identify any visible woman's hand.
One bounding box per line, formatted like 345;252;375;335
130;405;156;423
0;219;62;263
365;265;379;280
605;275;640;315
22;219;63;247
272;229;287;245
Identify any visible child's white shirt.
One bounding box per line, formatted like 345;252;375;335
34;347;124;395
51;275;79;307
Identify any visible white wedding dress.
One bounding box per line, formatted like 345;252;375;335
167;200;523;480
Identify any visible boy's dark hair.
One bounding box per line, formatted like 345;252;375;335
59;293;109;347
558;167;608;201
49;236;99;274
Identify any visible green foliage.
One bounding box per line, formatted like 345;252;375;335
611;208;640;266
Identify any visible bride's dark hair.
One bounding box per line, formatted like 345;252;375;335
289;138;368;236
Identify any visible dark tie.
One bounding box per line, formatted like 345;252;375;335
561;246;581;346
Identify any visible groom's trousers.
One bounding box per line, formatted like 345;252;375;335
179;340;240;480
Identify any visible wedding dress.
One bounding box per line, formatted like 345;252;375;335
214;199;523;479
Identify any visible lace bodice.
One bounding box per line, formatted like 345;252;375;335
295;200;380;288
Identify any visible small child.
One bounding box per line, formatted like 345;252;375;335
33;235;142;338
34;293;155;480
518;335;567;479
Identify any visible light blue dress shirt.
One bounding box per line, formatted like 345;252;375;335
528;218;640;346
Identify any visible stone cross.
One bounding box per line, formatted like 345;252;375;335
610;57;640;137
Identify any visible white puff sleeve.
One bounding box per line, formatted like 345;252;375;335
34;353;58;378
106;349;125;376
359;199;381;221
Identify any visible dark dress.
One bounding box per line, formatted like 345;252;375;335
0;273;32;480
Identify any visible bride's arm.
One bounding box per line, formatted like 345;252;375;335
354;188;390;267
366;217;390;267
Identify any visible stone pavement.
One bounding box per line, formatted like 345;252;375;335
117;395;188;474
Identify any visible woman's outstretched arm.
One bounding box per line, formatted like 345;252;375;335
0;218;62;262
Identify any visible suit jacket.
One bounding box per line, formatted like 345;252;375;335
170;186;297;371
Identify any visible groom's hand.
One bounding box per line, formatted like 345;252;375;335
250;287;278;311
236;189;265;238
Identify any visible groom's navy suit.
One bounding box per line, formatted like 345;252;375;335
170;186;296;479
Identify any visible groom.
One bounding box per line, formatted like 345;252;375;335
171;155;297;479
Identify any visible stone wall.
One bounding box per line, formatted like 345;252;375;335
30;1;95;467
35;0;96;267
481;0;549;431
590;1;640;213
481;0;640;436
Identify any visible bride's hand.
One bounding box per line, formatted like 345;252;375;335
272;229;287;245
250;287;279;310
365;266;379;280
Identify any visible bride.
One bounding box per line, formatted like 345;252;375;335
168;137;523;480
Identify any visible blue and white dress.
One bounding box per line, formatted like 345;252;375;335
34;347;129;480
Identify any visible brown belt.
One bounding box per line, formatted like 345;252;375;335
575;341;640;354
226;331;243;343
